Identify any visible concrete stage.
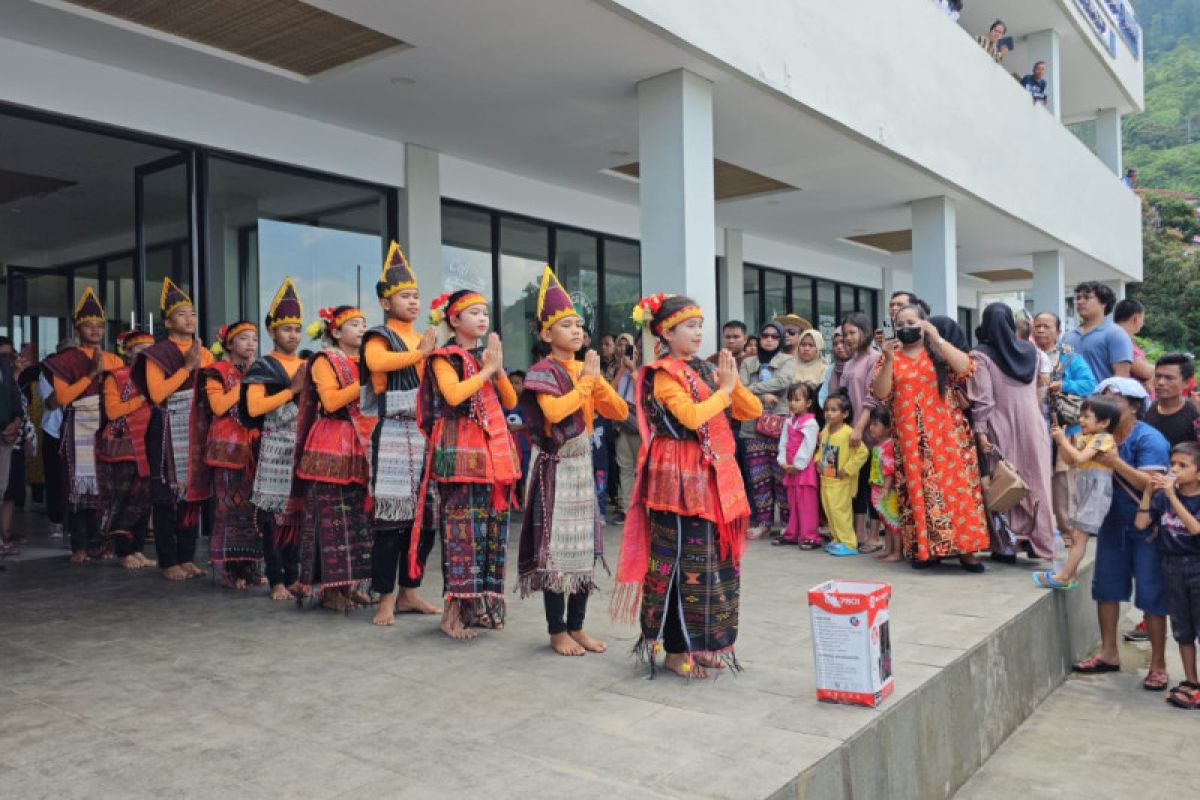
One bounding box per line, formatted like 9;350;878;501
0;515;1096;799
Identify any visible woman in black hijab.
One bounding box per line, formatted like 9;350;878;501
738;320;796;538
969;302;1055;561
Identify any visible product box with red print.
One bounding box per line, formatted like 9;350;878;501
807;580;893;707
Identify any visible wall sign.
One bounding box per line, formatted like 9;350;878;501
1074;0;1118;57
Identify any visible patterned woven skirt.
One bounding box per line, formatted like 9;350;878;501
439;482;508;626
298;481;373;589
744;434;788;527
639;509;739;658
99;459;152;539
210;467;263;580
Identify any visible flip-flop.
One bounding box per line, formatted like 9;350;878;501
1166;681;1200;709
857;543;884;554
798;541;820;551
1144;670;1170;691
1032;571;1077;590
1072;656;1120;674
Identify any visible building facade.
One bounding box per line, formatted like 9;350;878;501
0;0;1143;366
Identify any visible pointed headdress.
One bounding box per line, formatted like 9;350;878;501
376;241;418;299
160;277;193;318
265;277;303;330
73;287;105;326
536;266;578;332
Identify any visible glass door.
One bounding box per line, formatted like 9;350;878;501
135;153;197;336
6;266;70;360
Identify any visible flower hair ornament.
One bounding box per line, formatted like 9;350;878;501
631;293;673;333
429;293;451;326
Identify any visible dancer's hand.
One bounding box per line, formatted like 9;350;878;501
581;350;601;379
184;339;203;371
289;364;307;395
418;328;437;357
481;333;503;377
717;350;738;394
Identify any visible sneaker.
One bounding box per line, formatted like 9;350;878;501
1123;620;1149;642
48;522;63;539
611;512;626;525
825;542;859;557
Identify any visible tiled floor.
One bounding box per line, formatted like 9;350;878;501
1;508;1056;799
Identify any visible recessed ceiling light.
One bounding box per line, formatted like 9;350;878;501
389;76;416;86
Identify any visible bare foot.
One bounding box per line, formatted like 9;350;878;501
883;553;904;563
181;562;206;578
693;653;727;671
69;551;90;564
351;589;377;607
551;632;586;656
286;581;302;595
270;584;292;601
568;630;607;653
320;589;353;613
162;565;188;581
121;554;142;570
134;553;157;568
234;578;248;590
440;604;477;640
394;588;441;615
254;576;268;586
662;653;708;679
477;612;504;630
373;593;396;626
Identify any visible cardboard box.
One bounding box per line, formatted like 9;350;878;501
807;580;893;707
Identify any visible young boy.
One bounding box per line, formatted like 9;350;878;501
1035;395;1123;590
1135;442;1200;708
518;267;627;657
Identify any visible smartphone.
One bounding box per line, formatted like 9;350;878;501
882;316;896;341
624;343;635;358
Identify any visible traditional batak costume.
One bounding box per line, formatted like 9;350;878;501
240;278;305;591
131;278;214;572
187;321;261;585
289;307;375;597
411;290;520;628
97;328;155;560
612;294;762;674
361;243;435;599
42;288;124;558
517;267;628;635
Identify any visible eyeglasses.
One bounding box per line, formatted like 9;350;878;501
759;332;780;339
786;329;800;336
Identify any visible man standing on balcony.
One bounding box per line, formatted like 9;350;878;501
1062;282;1132;383
1021;62;1049;106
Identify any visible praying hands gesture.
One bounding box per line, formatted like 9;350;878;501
417;327;438;357
480;333;504;380
87;344;105;381
184;339;203;372
289;363;307;396
581;349;602;379
716;349;739;396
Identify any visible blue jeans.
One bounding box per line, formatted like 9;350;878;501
1092;522;1167;616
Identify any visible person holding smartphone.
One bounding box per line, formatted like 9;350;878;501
612;333;641;523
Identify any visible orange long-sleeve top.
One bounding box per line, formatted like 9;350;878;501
652;366;762;430
536;356;628;434
53;347;124;407
362;319;426;395
310;353;361;413
103;373;143;419
204;367;249;417
244;352;304;418
430;356;517;410
145;338;214;405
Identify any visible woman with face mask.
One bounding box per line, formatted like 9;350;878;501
871;305;989;570
969;303;1056;562
738;321;797;538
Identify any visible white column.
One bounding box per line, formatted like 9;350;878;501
401;143;444;297
718;228;745;323
910;196;958;317
1024;29;1062;121
637;69;717;347
1106;280;1126;301
1031;250;1066;319
880;268;895;321
1095;108;1123;176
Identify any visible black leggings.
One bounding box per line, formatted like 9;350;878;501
152;503;197;569
68;507;102;555
112;519;148;558
661;575;689;654
543;591;589;635
260;515;299;588
853;464;878;518
371;524;436;594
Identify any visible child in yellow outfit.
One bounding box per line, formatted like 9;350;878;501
819;390;869;556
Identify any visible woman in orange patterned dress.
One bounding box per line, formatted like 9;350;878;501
870;304;989;570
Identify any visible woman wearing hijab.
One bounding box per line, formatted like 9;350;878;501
793;329;828;388
969;303;1055;561
819;330;849;407
738;321;797;538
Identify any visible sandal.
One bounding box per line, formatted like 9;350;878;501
857;543;884;554
798;541;820;551
1143;670;1170;692
771;539;797;547
1072;655;1120;674
1166;681;1200;709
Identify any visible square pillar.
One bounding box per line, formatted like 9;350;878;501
400;143;444;297
717;228;745;323
637;69;717;347
1024;29;1062;121
1095;108;1123;177
880;268;895;322
1106;280;1126;301
1031;250;1066;320
911;196;958;317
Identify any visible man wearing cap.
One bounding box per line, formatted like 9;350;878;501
361;242;440;625
773;313;812;358
42;289;124;562
1073;377;1172;690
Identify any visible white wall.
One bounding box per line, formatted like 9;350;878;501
605;0;1143;281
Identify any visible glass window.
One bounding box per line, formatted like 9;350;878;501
499;217;549;369
816;281;837;357
838;284;858;321
555;230;599;336
141;163;191;332
205;157;390;353
790;276;813;327
742;266;761;335
763;270;787;324
104;256;136;344
13;272;69;358
442;204;494;296
603;239;641;339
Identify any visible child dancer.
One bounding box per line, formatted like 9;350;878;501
776;382;820;549
241;278;305;601
518;267;628;657
612;294;762;679
867;406;903;562
97;328;155;569
188;321;261;589
1034;395;1122;590
361;243;441;626
290;306;375;612
130;279;214;581
819;390;868;557
1136;442;1200;709
411;290;520;640
42;288;124;562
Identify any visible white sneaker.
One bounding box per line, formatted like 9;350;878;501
48;522;63;539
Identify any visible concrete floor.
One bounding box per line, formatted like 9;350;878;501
1;508;1072;799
